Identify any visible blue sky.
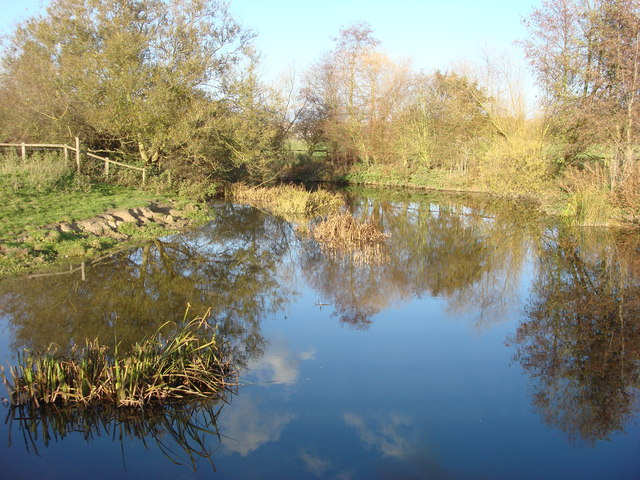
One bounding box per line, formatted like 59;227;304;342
0;0;541;99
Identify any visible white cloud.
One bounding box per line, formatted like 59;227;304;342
249;337;315;385
343;412;413;459
221;395;295;456
299;449;331;477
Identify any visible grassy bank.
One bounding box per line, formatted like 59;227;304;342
336;163;636;228
0;152;208;276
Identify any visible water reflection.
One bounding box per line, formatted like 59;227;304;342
4;398;227;470
302;189;534;329
247;336;315;385
343;412;458;480
0;204;294;367
298;449;333;477
0;189;638;475
220;394;295;456
343;412;415;458
510;227;640;444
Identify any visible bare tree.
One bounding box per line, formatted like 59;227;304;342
299;22;413;166
522;0;640;194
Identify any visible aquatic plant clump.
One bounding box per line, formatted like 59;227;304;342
311;213;388;247
310;213;390;266
1;310;235;408
231;183;344;218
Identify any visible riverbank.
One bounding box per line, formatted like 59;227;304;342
0;178;208;276
333;163;639;228
2;164;636;278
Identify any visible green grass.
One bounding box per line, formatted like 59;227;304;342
0;182;168;243
0;152;180;275
117;221;176;239
0;181;171;276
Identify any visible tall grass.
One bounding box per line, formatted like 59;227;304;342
0;151;73;192
231;183;343;219
1;308;235;408
560;164;618;226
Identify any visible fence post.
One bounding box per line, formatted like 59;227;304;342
142;168;146;185
104;159;109;176
75;136;81;173
64;145;69;163
21;143;26;161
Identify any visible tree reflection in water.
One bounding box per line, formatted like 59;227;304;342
301;189;535;330
0;204;294;367
510;228;640;444
1;190;639;455
0;204;295;470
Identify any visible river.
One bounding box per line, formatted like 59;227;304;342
0;186;638;479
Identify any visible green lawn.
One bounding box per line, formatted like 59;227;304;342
0;182;167;243
0;161;171;275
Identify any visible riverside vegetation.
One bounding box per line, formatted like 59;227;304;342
0;0;637;228
4;1;636;468
1;308;235;408
1;307;235;467
0;151;212;276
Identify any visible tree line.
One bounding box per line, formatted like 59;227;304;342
0;0;638;220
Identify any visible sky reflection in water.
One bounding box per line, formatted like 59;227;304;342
0;188;638;479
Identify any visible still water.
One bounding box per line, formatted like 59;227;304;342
0;187;638;479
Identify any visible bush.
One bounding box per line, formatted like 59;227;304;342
1;309;235;408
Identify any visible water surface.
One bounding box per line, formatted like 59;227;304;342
1;187;638;479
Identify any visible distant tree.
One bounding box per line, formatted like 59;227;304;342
0;0;281;179
401;71;492;172
300;23;413;166
522;0;640;191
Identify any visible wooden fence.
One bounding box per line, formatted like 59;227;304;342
0;137;146;185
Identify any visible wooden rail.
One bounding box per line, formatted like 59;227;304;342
0;137;146;185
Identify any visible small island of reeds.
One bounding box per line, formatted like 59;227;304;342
1;309;235;409
309;213;390;266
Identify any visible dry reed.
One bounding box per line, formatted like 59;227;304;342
231;183;343;218
310;213;390;265
311;213;388;246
